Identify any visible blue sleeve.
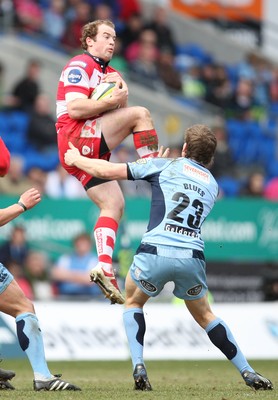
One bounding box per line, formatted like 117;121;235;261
127;158;172;181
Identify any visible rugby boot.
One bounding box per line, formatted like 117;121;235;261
90;263;125;305
34;374;81;391
133;363;152;391
242;370;273;390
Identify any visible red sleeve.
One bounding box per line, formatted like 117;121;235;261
0;137;10;176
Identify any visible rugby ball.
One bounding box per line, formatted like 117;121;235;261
90;82;116;100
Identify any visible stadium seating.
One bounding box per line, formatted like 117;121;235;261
0;110;59;172
0;111;29;155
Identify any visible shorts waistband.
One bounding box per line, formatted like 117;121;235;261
136;243;205;261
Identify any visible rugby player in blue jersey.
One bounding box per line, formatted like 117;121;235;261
65;124;273;392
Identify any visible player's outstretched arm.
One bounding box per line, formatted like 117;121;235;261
65;142;128;180
0;188;41;227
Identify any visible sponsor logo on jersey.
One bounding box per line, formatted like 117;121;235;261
164;223;200;238
68;69;82;84
81;145;91;155
187;284;202;296
183;164;210;183
140;279;157;293
69;61;87;68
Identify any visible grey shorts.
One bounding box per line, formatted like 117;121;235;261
0;263;14;294
130;243;208;300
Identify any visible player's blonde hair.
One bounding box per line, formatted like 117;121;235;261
80;20;115;50
185;124;217;168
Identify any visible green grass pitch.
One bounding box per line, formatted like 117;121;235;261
0;359;276;399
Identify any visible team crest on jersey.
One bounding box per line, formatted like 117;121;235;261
187;284;202;296
134;267;141;279
68;69;82;84
183;164;210;183
131;159;147;165
81;145;91;155
69;61;87;68
140;280;157;293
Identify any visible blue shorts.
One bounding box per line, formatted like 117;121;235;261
0;263;14;294
130;243;208;300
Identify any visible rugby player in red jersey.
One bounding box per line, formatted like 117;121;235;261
56;19;159;305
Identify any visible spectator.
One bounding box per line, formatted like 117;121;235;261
210;125;236;179
44;164;87;198
157;47;182;93
13;0;43;34
269;66;278;103
239;170;265;197
125;27;158;63
181;65;205;100
145;5;176;56
118;0;141;22
264;177;278;201
201;63;218;104
227;78;256;120
27;93;57;153
26;167;47;195
8;59;41;112
42;0;66;44
6;259;34;300
0;156;32;195
238;52;271;108
51;232;103;298
128;29;163;90
24;251;54;300
92;3;113;21
208;64;233;109
262;263;278;301
87;0;119;20
63;0;84;24
61;1;92;53
0;224;29;267
119;12;143;50
0;0;14;33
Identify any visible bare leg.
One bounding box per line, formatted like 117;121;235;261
101;106;158;157
0;279;34;317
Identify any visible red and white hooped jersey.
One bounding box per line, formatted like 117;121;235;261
56;52;117;131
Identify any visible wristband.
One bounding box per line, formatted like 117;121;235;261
18;201;27;212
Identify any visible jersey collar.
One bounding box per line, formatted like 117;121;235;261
84;51;110;72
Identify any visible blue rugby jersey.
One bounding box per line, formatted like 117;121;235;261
127;157;218;251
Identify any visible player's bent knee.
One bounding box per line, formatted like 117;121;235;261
130;106;151;122
137;106;151;119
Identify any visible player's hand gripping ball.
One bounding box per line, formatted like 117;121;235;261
90;82;116;100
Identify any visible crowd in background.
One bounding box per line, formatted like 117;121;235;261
0;0;277;302
0;0;278;199
0;224;106;301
